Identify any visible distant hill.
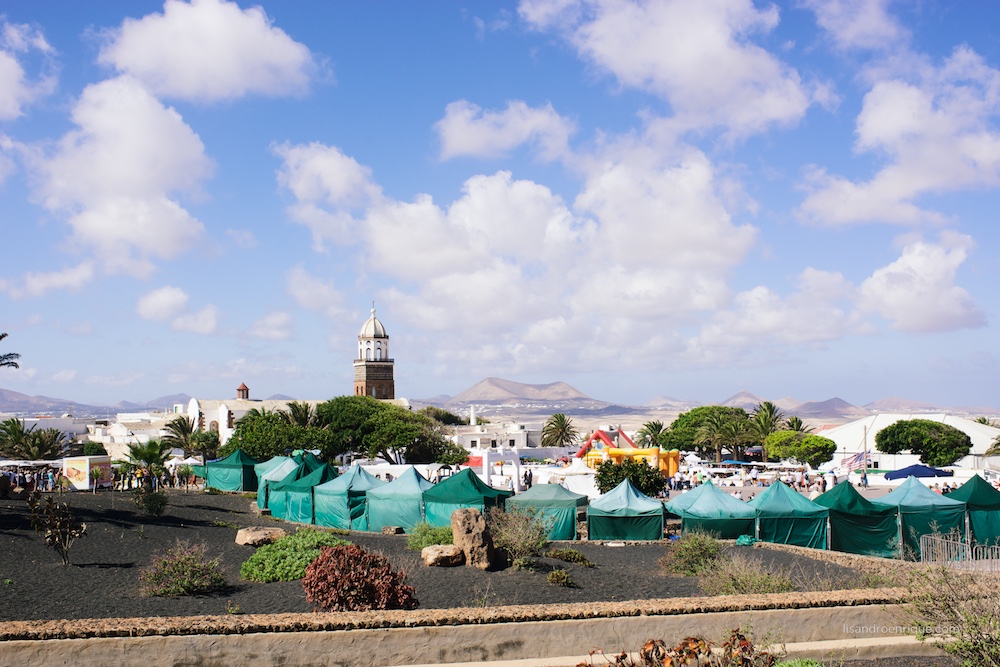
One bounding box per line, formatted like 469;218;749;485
449;377;596;404
864;396;939;412
0;388;105;417
266;394;295;401
792;397;869;419
644;395;701;410
719;391;767;411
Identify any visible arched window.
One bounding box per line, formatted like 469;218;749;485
209;421;219;432
376;348;382;360
366;348;371;361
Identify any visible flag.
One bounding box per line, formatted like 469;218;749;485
840;451;872;471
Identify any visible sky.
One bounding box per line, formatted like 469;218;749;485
1;0;999;410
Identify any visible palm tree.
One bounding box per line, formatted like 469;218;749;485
0;332;20;369
280;401;317;428
975;416;999;428
635;420;668;448
541;413;579;449
17;428;67;460
0;418;33;457
126;440;173;477
985;433;1000;458
751;401;785;463
162;415;196;455
695;412;728;463
786;416;813;433
721;418;753;462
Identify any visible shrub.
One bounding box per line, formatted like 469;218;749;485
546;569;575;587
303;544;417;612
204;486;223;495
659;532;722;576
240;528;351;583
544;547;594;568
406;522;453;551
699;553;795;596
139;542;226;597
27;492;86;565
487;507;549;570
594;458;667;497
133;487;169;516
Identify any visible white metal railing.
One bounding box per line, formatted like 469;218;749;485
920;534;1000;572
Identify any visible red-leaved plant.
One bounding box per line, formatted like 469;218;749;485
302;544;418;612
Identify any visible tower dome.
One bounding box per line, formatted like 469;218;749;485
354;306;394;399
359;308;387;338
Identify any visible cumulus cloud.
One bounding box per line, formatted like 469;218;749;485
136;286;189;321
858;232;985;332
171;305;219;335
29;76;212;277
97;0;316;102
0;20;56;120
802;0;907;51
518;0;818;136
5;262;95;299
799;46;1000;226
286;266;344;318
248;311;293;340
435;100;575;160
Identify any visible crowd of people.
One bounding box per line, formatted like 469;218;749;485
0;465;60;492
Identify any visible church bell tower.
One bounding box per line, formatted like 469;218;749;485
353;307;394;399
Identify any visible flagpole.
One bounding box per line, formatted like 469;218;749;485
863;425;868;474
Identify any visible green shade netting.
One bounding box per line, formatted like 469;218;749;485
814;482;899;557
748;481;828;550
948;476;1000;546
587;479;664;541
507;483;588;540
268;462;338;524
366;467;434;533
875;476;966;557
313;466;385;530
202;449;260;492
665;481;756;539
256;458;300;510
422;468;514;527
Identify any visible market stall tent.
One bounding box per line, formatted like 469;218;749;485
586;479;664;541
366;467;435;533
267;460;338;523
948;475;1000;546
876;476;966;557
507;483;588;540
883;464;953;480
748;481;828;550
665;481;756;539
422;468;513;527
814;482;899;557
255;457;300;510
195;449;260;492
313;465;385;531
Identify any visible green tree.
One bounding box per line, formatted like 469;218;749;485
985;434;1000;458
223;408;336;460
541;413;579;449
126;440;173;477
786;416;812;433
0;332;20;369
280;401;318;427
82;442;108;456
0;418;33;458
190;429;220;462
635;420;669;448
763;431;835;467
16;428;67;460
694;411;729;462
975;416;999;428
750;401;785;463
417;406;468;426
721;416;754;462
663;406;748;452
316;396;388;456
874;419;972;467
162;415;197;454
594;458;667;497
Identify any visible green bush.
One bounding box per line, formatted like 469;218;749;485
406;523;453;551
546;569;575;587
241;528;351;582
139;542;226;597
544;548;594;568
486;507;549;570
204;486;223;495
302;544;417;612
594;458;667;497
133;488;169;516
27;492;87;566
659;532;722;576
699;553;795;596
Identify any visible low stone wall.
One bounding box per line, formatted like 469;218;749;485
0;588;920;666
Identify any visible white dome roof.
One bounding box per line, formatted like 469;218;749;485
359;308;387;338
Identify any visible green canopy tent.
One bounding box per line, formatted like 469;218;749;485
255;457;300;510
507;483;588;540
268;460;338;524
314;465;386;531
748;481;828;550
665;481;756;539
366;467;435;533
586;479;664;541
948;476;1000;546
814;482;899;557
422;468;514;527
194;449;261;492
875;476;966;558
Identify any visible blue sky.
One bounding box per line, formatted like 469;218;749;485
1;0;998;410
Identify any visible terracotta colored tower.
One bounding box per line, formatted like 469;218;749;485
353;307;394;399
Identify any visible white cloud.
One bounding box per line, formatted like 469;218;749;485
171;305;219;335
858;232;985;332
6;262;96;299
435;100;575;160
802;0;907;51
85;371;144;387
0;20;56;120
249;311;293;340
137;286;189;321
51;370;77;383
97;0;316;102
286;266;344;318
30;76;212;277
519;0;817;136
799;46;1000;226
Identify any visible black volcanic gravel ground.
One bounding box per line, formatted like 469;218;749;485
0;488;884;621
